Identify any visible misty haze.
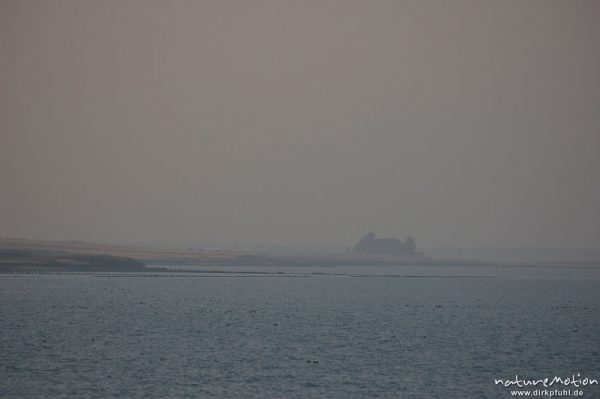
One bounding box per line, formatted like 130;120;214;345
1;1;599;398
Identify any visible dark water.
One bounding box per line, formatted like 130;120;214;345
1;264;600;398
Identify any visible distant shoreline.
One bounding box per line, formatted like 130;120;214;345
1;238;599;273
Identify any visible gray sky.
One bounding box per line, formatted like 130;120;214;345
1;0;599;249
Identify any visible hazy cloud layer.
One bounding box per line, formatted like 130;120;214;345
1;1;599;249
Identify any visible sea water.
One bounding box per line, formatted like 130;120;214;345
1;264;599;398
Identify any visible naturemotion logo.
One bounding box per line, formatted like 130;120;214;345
494;374;598;397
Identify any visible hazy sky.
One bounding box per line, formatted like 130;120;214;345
1;0;599;249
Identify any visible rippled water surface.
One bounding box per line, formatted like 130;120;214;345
2;264;600;398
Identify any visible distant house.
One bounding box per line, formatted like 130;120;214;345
353;232;417;255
